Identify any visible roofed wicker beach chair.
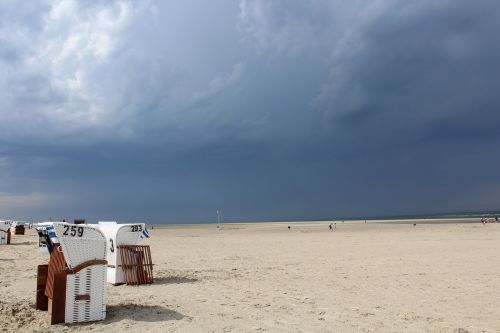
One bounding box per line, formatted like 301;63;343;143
0;220;11;245
97;221;153;286
35;222;107;325
11;221;27;235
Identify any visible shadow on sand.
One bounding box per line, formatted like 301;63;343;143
105;304;186;323
10;241;34;246
63;304;186;328
154;276;198;285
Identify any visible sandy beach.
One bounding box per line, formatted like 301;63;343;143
1;221;499;332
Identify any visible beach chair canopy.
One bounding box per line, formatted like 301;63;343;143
98;221;148;257
36;222;107;268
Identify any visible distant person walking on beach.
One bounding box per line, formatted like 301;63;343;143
288;225;291;230
329;223;333;231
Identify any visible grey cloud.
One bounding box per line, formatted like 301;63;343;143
313;0;500;145
0;1;247;145
190;62;246;105
238;0;336;56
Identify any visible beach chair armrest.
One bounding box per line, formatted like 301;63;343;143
66;259;107;275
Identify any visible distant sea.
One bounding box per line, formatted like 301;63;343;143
328;211;500;222
152;211;500;225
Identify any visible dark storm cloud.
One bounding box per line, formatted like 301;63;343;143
1;0;499;222
316;0;500;146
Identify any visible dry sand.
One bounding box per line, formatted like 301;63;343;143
1;221;499;332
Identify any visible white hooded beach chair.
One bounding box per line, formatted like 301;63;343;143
98;221;153;285
0;220;11;245
35;222;107;325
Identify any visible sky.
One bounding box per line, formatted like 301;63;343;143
1;0;500;223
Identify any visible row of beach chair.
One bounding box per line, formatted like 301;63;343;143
0;220;30;244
